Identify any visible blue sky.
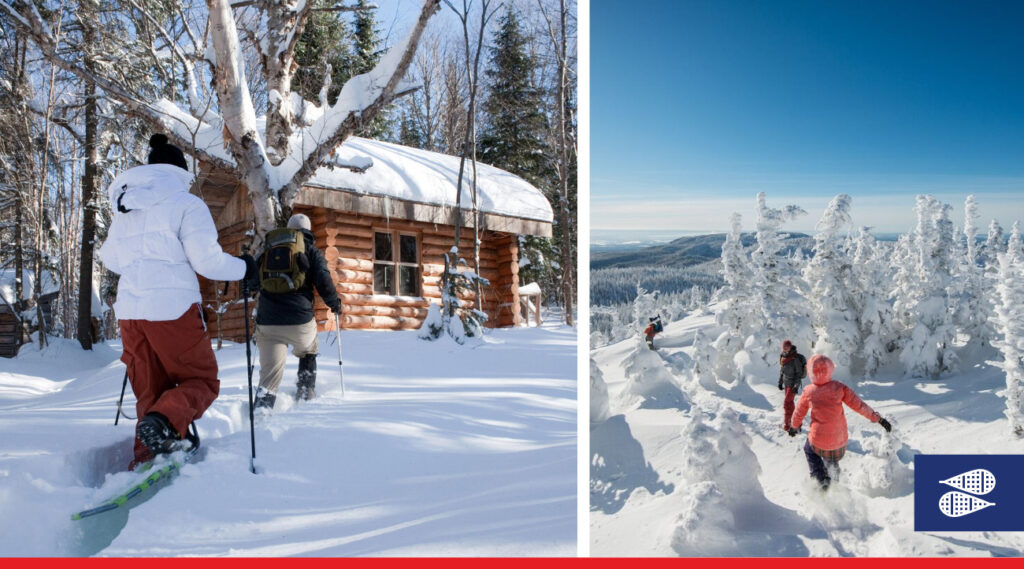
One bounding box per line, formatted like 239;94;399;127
592;0;1024;234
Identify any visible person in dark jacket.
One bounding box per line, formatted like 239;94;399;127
777;339;807;431
251;213;342;409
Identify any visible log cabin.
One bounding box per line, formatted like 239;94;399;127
194;137;554;340
0;270;60;358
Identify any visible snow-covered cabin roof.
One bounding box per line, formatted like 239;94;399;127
305;137;553;224
0;269;59;306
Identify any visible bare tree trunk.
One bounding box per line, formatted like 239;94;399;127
445;0;492;316
77;4;100;349
556;0;574;326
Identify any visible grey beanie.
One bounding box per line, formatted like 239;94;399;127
287;213;311;231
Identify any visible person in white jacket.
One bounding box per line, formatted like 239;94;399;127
99;134;256;467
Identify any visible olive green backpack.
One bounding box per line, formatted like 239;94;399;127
259;228;307;293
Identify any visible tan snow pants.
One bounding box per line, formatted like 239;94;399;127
255;319;318;394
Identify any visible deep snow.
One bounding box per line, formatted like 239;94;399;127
0;319;576;556
591;308;1024;557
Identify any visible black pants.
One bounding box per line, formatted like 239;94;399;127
803;439;840;483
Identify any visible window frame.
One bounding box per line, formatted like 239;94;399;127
372;228;422;297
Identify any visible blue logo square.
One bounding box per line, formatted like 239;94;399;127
915;454;1024;531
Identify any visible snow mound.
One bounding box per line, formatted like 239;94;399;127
671;406;807;556
621;346;690;410
591;358;611;424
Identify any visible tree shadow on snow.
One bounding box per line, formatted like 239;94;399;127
636;382;691;412
855;362;1006;424
708;379;774;412
590;415;674;515
929;535;1023;557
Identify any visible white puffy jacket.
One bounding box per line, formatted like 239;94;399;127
98;164;245;321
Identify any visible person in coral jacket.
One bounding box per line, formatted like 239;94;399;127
99;134;256;468
787;354;892;489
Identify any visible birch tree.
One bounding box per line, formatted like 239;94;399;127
3;0;441;248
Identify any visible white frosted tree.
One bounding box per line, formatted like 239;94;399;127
851;227;895;377
983;219;1006;267
712;213;756;382
692;327;717;390
632;283;660;349
895;195;958;378
992;222;1024;436
804;194;859;368
748;192;808;363
956;195;995;346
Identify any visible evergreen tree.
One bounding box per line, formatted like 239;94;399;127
479;8;552;186
804;194;859;369
479;9;559;306
748;192;808;363
851;227;895;377
398;109;425;149
291;0;355;107
713;213;756;383
993;222;1024;436
895;195;959;378
956;195;995;346
983;219;1006;267
351;0;392;139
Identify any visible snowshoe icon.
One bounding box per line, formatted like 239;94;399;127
939;491;995;518
940;468;995;495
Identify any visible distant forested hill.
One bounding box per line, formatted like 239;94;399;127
591;233;812;306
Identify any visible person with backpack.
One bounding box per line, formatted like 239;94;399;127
249;213;342;409
644;316;663;350
98;134;257;468
787;354;892;489
777;339;807;431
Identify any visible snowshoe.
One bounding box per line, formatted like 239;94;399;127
137;412;193;457
254;387;276;410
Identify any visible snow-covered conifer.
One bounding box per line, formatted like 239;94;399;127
692;327;717;390
896;196;958;378
713;213;756;382
993;222;1024;436
748;192;808;363
851;227;895;377
955;195;995;346
804;194;859;368
983;219;1006;267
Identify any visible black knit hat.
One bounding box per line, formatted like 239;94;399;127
147;133;188;171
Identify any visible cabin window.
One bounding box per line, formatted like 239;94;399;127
373;231;420;296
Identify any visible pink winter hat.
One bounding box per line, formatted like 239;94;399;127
808;354;835;386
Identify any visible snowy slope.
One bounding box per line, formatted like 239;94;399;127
0;320;576;556
591;309;1024;557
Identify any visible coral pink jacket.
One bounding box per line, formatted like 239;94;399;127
791;354;880;451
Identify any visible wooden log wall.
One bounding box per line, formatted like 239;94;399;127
0;310;19;358
200;206;522;341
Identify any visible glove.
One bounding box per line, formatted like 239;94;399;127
778;377;784;391
329;301;342;315
787;427;799;437
878;417;892;433
238;254;258;282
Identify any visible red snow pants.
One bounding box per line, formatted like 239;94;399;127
119;304;219;466
783;386;797;430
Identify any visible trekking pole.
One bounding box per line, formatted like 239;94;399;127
334;312;345;399
114;369;129;425
243;280;257;474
